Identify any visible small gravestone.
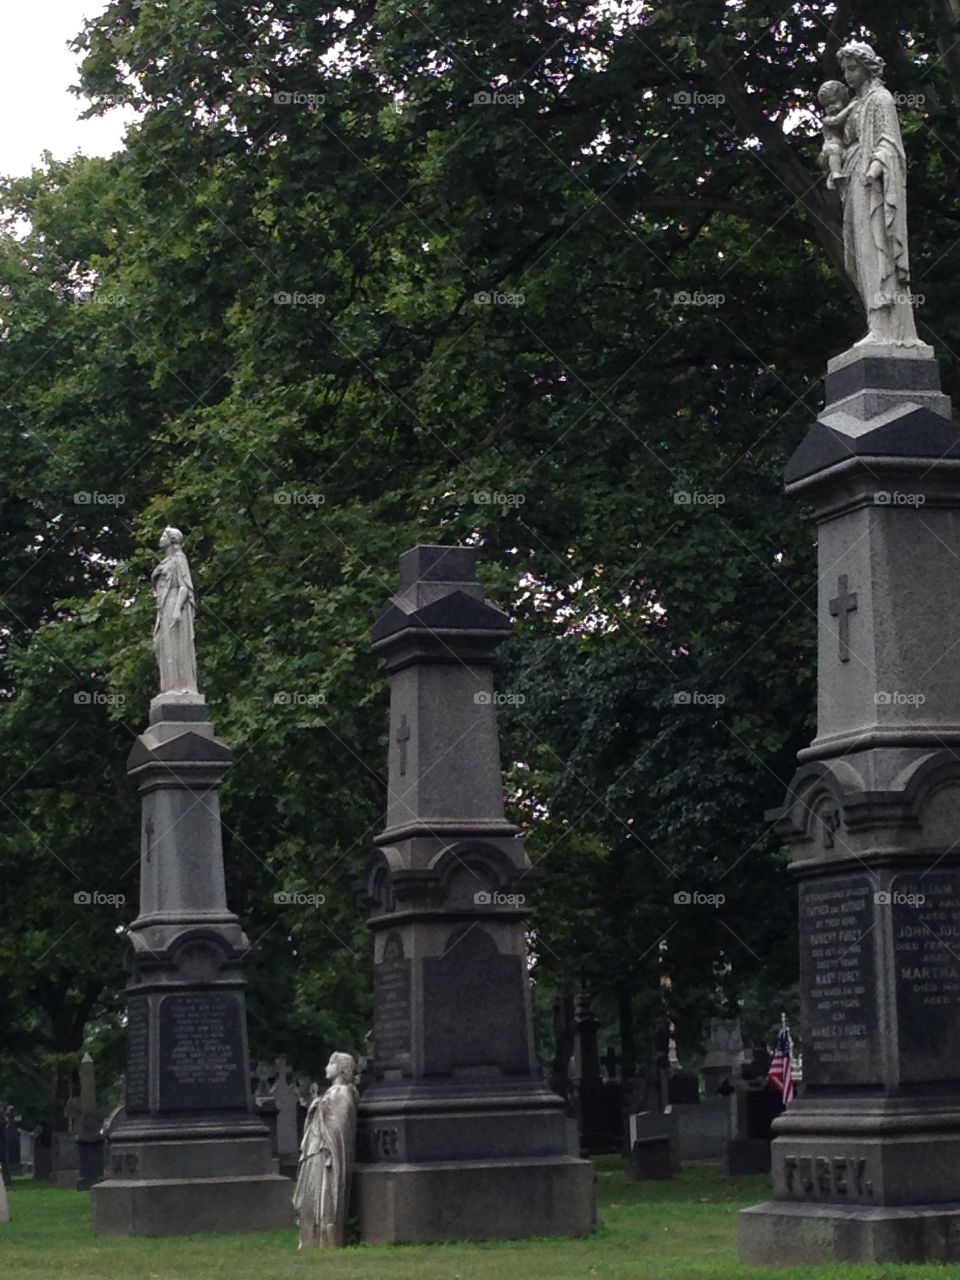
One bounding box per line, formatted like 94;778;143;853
724;1082;784;1175
77;1053;105;1190
32;1127;51;1180
3;1110;22;1176
0;1171;9;1222
270;1059;301;1174
625;1110;678;1181
701;1018;749;1096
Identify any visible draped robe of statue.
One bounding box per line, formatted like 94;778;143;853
151;548;198;694
840;79;919;345
293;1080;358;1248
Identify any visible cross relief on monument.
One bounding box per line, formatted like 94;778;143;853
396;714;411;777
828;574;858;664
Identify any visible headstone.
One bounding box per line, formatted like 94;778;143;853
353;545;596;1243
269;1058;302;1175
3;1111;21;1176
0;1171;8;1222
674;1096;730;1163
51;1130;79;1189
32;1127;52;1180
701;1017;749;1095
625;1110;679;1181
91;528;291;1236
19;1128;34;1175
572;989;622;1154
740;41;960;1266
724;1082;784;1176
76;1052;106;1190
603;1044;619;1082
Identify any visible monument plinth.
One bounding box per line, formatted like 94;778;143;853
92;529;291;1236
353;545;596;1243
738;346;960;1264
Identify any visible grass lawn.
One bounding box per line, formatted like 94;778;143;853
4;1158;960;1280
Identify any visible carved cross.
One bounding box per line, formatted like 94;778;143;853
829;575;858;663
396;714;411;777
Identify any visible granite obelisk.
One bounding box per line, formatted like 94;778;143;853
92;527;291;1235
354;545;596;1243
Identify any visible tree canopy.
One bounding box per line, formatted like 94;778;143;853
2;0;959;1115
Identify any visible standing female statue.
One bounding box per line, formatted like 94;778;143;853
826;41;921;347
151;526;198;695
293;1052;358;1248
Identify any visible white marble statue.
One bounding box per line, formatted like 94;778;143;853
151;526;198;695
293;1052;358;1248
821;41;921;348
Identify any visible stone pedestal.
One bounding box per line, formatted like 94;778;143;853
354;546;596;1243
91;697;292;1236
739;347;960;1264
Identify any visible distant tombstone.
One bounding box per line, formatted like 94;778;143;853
270;1058;302;1173
77;1053;106;1190
724;1082;784;1176
4;1111;21;1175
0;1172;8;1222
51;1129;79;1190
32;1127;52;1180
19;1128;34;1175
702;1017;749;1095
625;1111;679;1182
572;989;601;1085
603;1044;619;1082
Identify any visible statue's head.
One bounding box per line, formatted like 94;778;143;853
838;41;885;90
159;526;184;551
325;1052;357;1085
818;79;850;110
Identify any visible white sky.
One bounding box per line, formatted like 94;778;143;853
0;0;133;178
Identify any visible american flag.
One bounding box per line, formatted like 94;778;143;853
767;1025;795;1105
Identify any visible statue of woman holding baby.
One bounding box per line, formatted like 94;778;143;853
818;41;921;348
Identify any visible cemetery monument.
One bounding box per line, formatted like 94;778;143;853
739;40;960;1264
353;545;596;1242
91;526;291;1235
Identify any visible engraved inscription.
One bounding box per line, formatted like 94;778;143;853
125;996;149;1113
799;876;879;1085
783;1153;873;1200
157;991;247;1110
894;871;960;1082
374;932;412;1072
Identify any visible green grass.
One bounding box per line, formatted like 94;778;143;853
3;1159;960;1280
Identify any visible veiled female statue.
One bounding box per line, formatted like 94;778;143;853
293;1052;358;1248
151;526;198;695
829;41;920;346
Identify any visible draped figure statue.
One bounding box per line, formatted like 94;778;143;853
151;526;198;695
826;41;921;347
293;1052;358;1248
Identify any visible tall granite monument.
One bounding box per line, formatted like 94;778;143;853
354;545;596;1242
91;527;291;1235
740;41;960;1264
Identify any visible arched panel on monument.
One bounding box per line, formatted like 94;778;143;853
421;923;533;1079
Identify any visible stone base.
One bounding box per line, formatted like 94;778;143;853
354;1155;596;1244
723;1139;771;1177
91;1172;293;1236
626;1138;673;1181
739;1200;960;1265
